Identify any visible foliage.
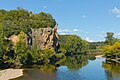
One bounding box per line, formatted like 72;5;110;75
102;42;120;59
0;8;90;69
58;35;89;55
60;55;88;70
102;61;120;76
0;24;3;54
14;31;29;67
1;8;56;37
105;32;115;45
89;42;104;50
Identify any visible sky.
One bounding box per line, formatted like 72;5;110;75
0;0;120;42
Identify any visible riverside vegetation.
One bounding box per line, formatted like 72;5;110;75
0;8;90;69
0;8;120;71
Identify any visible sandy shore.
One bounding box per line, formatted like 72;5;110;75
0;69;23;80
95;55;103;58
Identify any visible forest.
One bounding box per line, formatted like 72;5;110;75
0;8;90;69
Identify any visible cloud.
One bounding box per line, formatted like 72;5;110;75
73;29;79;32
111;7;120;14
58;29;79;33
85;37;94;42
81;15;87;18
58;29;71;33
111;7;120;18
115;32;120;36
42;6;47;9
58;28;89;35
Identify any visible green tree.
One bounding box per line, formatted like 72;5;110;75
58;35;89;55
14;31;29;67
105;32;114;45
1;8;56;37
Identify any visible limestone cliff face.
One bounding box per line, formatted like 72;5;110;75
30;24;59;52
9;35;19;46
9;24;59;52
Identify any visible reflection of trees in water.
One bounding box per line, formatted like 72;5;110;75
102;61;120;80
60;55;89;70
12;65;57;80
88;54;96;61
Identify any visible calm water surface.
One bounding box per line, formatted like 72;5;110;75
12;58;120;80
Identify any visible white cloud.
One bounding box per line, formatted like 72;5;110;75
111;7;120;14
111;7;120;18
58;29;79;33
59;33;66;35
58;29;71;33
58;28;89;35
73;29;79;32
85;37;94;42
115;32;120;36
42;6;47;9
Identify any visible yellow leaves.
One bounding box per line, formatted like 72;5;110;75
18;31;27;40
102;42;120;56
102;45;111;56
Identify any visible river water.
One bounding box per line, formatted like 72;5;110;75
12;57;120;80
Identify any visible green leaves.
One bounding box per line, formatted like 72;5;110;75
1;8;56;37
105;32;115;45
58;35;89;54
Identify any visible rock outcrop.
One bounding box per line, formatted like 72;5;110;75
9;35;19;46
30;24;59;52
9;24;59;52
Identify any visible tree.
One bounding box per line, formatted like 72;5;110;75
58;35;89;55
1;8;56;37
14;31;29;67
0;24;3;54
0;24;3;66
102;42;120;60
105;32;114;45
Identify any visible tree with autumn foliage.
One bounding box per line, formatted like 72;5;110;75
102;42;120;59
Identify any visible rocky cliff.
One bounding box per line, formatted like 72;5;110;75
9;24;59;52
30;24;59;52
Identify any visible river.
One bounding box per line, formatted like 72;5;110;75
12;56;120;80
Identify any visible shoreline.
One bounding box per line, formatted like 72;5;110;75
95;55;103;58
0;68;23;80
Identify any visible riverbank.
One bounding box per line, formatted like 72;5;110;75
95;55;103;58
0;68;23;80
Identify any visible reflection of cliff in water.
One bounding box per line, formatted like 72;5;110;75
60;55;89;70
102;61;120;80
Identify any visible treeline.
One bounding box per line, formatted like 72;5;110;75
0;7;56;37
58;35;89;55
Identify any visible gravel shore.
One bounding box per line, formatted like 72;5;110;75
0;69;23;80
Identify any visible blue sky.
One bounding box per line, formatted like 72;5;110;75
0;0;120;42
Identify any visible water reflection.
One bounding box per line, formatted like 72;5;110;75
12;65;57;80
60;55;89;70
102;61;120;80
12;55;120;80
